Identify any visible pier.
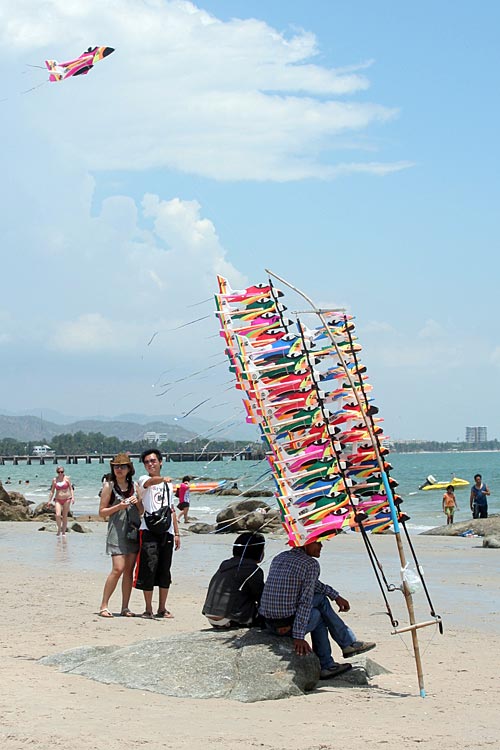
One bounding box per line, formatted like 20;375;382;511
0;449;265;466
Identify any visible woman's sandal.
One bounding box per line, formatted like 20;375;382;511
120;608;136;617
155;610;174;619
98;608;114;618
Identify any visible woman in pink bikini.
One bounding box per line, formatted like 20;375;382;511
48;467;74;536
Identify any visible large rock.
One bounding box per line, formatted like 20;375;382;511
216;499;282;534
0;482;31;521
71;522;92;534
31;501;56;518
40;629;320;702
483;536;500;549
188;522;215;534
40;630;383;701
421;514;500;538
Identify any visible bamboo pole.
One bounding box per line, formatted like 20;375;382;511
266;268;427;698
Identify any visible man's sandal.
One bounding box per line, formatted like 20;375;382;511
98;608;114;618
120;608;136;617
155;610;174;619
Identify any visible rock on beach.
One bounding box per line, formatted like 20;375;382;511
0;482;31;521
216;499;283;534
40;628;380;702
421;514;500;538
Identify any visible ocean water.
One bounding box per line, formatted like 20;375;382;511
2;450;498;532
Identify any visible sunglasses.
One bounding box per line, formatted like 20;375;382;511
114;464;129;470
57;470;64;474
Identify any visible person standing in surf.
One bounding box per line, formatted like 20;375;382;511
442;485;459;525
176;475;191;524
48;466;74;536
470;474;490;519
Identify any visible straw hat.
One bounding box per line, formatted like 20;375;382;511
110;452;133;466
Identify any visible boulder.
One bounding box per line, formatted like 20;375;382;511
241;490;274;498
0;482;31;521
40;628;319;702
40;629;383;701
188;522;215;534
71;522;91;534
245;509;282;532
216;499;271;533
483;536;500;549
421;515;500;538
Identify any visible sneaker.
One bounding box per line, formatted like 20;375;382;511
342;640;376;658
319;663;353;680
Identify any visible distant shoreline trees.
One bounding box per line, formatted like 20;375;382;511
392;440;500;453
0;432;258;455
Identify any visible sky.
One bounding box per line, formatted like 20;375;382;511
0;0;499;441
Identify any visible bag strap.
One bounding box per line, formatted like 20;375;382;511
160;482;170;508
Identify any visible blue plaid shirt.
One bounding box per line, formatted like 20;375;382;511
259;547;339;640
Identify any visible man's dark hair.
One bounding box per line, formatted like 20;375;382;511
233;532;265;561
140;448;163;464
474;474;482;480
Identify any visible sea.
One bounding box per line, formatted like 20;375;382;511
2;450;498;533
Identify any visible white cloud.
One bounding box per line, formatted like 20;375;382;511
362;320;395;335
1;0;407;181
417;319;446;340
45;192;245;355
363;319;465;369
51;313;139;353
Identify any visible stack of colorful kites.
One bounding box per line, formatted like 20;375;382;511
215;275;401;546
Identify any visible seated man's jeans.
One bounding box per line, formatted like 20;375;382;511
265;593;356;669
307;592;356;669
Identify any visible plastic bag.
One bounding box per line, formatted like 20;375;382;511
401;563;421;594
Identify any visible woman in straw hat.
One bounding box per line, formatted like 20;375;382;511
98;453;142;617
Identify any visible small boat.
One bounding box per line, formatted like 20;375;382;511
419;474;470;491
173;479;228;494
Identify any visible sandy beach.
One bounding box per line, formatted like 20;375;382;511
0;522;499;750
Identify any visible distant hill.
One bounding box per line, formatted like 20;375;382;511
0;415;195;443
0;409;258;442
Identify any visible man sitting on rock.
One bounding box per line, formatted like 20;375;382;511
259;538;375;679
202;532;265;629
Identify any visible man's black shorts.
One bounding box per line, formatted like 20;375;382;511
134;530;174;590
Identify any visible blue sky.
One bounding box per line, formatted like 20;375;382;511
0;0;499;441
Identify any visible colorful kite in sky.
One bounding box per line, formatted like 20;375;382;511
45;46;115;82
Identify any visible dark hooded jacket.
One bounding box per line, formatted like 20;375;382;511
202;557;264;625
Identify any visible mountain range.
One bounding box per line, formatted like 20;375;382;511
0;409;256;443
